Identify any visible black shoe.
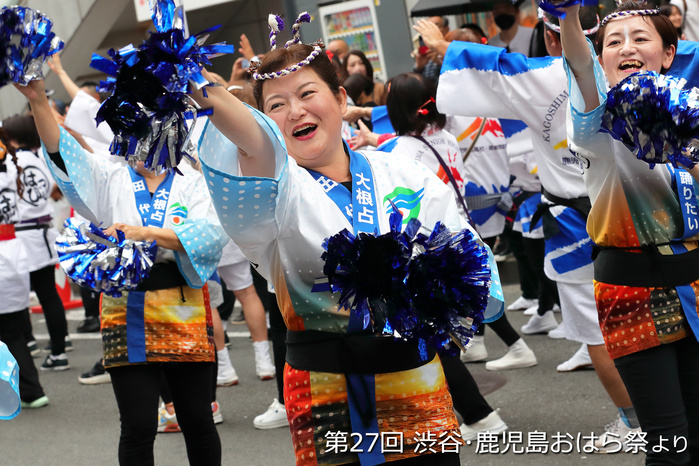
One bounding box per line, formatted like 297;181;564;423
230;310;246;325
77;316;100;333
224;332;232;348
41;353;70;371
78;360;111;385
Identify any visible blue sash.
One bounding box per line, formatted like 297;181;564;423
669;166;699;341
308;149;384;465
125;167;175;363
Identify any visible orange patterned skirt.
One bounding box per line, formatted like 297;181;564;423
284;355;462;465
100;284;215;368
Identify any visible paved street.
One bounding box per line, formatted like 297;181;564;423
1;259;643;465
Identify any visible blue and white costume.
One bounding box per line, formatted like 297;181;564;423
444;115;511;239
438;41;600;345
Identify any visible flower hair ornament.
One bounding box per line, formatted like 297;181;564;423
417;97;436;116
250;11;325;81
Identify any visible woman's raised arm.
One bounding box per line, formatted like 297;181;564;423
191;71;276;178
560;5;601;112
14;80;60;153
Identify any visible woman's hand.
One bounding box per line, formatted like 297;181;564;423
104;223;185;252
348;119;379;149
13;79;46;103
104;223;156;242
414;20;449;58
239;34;256;60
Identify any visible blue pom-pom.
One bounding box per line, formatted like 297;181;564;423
0;6;64;87
89;0;234;174
603;71;699;169
55;218;157;297
321;213;491;354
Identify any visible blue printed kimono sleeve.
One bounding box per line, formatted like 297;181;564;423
197;104;288;279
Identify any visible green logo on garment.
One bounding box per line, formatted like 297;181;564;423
383;187;424;223
169;203;188;226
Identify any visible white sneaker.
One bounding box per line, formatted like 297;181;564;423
460;410;508;441
212;401;223;424
217;348;239;387
507;296;538;311
253;398;289;430
157;403;180;433
524;303;561;316
585;415;642;453
485;339;537;371
548;321;566;339
461;336;488;363
557;344;593;372
521;310;558;334
253;340;276;380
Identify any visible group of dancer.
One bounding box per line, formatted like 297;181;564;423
1;0;699;465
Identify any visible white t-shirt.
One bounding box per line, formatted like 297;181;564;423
488;25;534;56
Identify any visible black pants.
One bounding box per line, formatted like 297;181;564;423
28;265;68;354
522;237;560;315
109;362;220;466
0;309;45;402
505;228;538;300
79;286;101;319
475;311;520;346
614;338;699;465
441;352;493;424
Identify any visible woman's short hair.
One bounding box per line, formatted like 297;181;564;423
386;73;445;136
253;45;341;111
343;50;374;79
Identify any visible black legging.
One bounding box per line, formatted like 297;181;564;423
0;309;45;402
109;362;220;466
522;237;560;316
440;351;493;424
29;265;68;354
79;286;101;319
614;338;699;465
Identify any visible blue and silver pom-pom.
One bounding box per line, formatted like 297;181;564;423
0;6;64;87
603;71;699;168
321;208;491;354
89;0;234;174
55;218;157;297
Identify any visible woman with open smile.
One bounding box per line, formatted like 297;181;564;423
191;12;496;466
561;2;699;464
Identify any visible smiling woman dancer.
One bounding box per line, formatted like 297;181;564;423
560;2;699;464
191;12;492;466
14;76;227;465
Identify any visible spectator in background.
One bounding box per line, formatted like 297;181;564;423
327;39;350;63
414;16;450;83
343;49;386;105
488;0;534;55
661;1;687;39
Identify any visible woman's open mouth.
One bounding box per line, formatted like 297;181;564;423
293;124;318;139
619;60;643;71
